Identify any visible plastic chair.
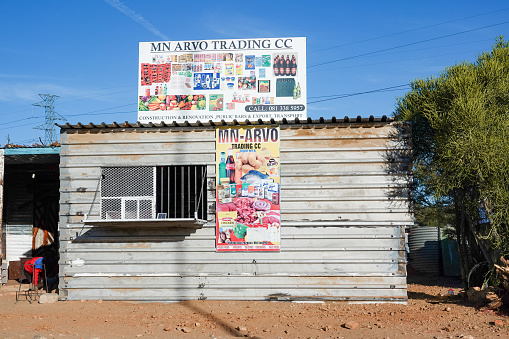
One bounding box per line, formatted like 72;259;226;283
15;263;48;303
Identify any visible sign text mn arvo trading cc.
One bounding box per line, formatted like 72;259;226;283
149;39;294;52
138;37;306;124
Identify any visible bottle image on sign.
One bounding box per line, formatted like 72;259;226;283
273;55;279;76
285;55;291;76
226;149;235;183
279;57;285;76
291;55;297;76
219;152;227;183
235;152;243;184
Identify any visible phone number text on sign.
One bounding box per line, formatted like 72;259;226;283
245;105;305;112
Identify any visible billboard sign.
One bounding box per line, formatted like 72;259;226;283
215;126;281;252
138;37;306;123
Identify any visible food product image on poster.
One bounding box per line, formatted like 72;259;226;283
225;63;234;76
238;76;256;90
138;94;206;111
262;55;271;67
235;64;243;75
209;95;224;111
276;78;295;97
254;57;262;68
194;73;220;90
215;126;281;252
138;37;306;123
258;80;270;93
245;55;255;70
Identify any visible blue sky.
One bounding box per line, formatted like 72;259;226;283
0;0;508;145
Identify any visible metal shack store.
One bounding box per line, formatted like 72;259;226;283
56;116;412;303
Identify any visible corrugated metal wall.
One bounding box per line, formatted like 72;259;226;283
5;225;32;263
59;122;412;302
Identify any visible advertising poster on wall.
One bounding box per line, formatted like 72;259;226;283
138;37;306;124
215;126;281;252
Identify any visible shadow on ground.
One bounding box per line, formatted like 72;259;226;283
407;265;464;302
180;300;262;338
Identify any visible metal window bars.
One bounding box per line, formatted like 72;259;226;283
156;165;207;220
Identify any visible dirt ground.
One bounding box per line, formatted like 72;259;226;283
1;273;508;339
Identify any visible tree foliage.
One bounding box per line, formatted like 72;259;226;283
396;37;509;286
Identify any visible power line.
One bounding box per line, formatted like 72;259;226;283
0;88;135;117
308;48;483;74
58;89;133;105
310;7;509;54
0;103;135;128
308;84;410;104
64;110;137;119
0;84;136;106
308;84;408;99
65;103;134;117
0;116;42;127
10;138;39;145
59;84;135;95
309;20;509;68
0;120;45;131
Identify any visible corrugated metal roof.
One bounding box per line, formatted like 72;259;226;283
57;115;392;130
2;141;61;149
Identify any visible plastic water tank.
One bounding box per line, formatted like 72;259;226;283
408;226;440;275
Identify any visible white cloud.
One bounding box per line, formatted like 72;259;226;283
0;73;34;80
104;0;169;40
0;81;133;106
0;83;67;102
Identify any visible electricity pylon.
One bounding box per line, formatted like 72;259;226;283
33;94;66;145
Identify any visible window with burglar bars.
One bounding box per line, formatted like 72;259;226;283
155;165;207;220
100;165;207;220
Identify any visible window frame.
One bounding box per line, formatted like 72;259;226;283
98;165;207;222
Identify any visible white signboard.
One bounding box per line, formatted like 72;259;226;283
138;37;306;123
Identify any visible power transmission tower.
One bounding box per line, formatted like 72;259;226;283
33;94;66;145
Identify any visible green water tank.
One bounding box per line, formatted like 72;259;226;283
441;238;461;276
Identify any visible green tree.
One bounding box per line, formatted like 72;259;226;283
396;37;509;287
